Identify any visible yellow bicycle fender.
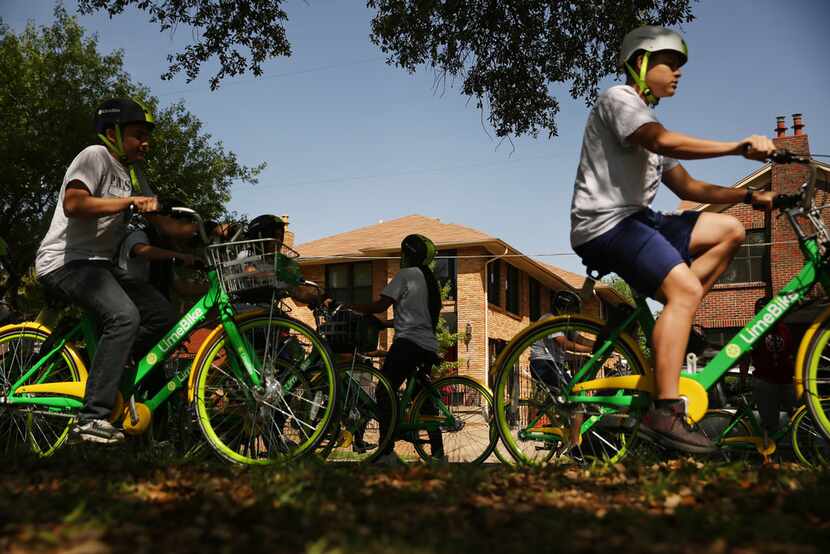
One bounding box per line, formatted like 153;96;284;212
16;381;85;398
571;374;709;423
793;304;830;400
722;435;777;456
186;309;267;403
0;322;88;381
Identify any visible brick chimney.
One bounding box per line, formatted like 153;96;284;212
775;116;787;138
792;113;805;136
770;113;811;294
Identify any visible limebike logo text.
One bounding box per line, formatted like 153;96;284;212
738;293;799;345
158;308;204;353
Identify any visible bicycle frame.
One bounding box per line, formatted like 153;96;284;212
565;204;830;420
7;270;265;414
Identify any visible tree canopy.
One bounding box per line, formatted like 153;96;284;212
368;0;695;137
0;7;263;275
77;0;291;89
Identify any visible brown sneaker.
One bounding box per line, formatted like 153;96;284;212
639;401;717;454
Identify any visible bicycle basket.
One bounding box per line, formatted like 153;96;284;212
205;238;303;302
319;309;382;354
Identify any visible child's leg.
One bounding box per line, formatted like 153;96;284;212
687;213;746;293
653;264;703;399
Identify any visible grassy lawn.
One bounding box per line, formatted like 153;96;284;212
1;448;829;554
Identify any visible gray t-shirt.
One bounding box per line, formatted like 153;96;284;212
36;145;153;276
530;331;566;364
570;85;679;248
381;267;438;353
117;227;151;282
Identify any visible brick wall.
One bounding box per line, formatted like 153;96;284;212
694;131;814;331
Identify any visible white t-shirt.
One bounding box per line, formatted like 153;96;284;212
570;85;679;248
381;267;438;353
36;145;153;276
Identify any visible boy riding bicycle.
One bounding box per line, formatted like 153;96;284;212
570;26;778;453
35;98;206;444
344;234;445;465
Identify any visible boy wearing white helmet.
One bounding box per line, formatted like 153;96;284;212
569;26;777;453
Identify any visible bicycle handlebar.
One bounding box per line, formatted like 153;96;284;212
126;204;210;244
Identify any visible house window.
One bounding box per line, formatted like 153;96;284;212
703;327;741;350
528;278;541;321
434;249;457;300
487;260;501;306
326;262;373;304
506;265;520;314
718;229;768;284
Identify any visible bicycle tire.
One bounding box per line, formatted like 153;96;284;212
0;324;83;457
801;322;830;442
410;376;496;464
317;361;397;463
697;409;755;462
193;316;337;465
791;405;830;468
492;315;648;466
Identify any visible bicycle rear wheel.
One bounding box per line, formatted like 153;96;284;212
317;361;397;463
791;405;830;468
493;315;648;466
410;376;496;464
0;324;82;457
193;316;336;465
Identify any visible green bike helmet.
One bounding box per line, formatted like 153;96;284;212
619;26;688;106
400;234;436;268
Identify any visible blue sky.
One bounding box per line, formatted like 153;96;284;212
2;0;829;276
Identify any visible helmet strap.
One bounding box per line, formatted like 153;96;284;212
625;51;659;106
98;125;141;191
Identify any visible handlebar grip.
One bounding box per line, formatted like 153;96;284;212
772;193;801;209
769;149;810;164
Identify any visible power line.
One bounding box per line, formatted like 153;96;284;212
156;56;386;98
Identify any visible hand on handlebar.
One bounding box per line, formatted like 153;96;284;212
129;196;160;214
740;135;777;162
750;190;777;211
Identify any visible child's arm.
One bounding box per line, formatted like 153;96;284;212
63;182;157;218
662;164;777;209
628;122;776;161
348;295;394;315
131;243;199;267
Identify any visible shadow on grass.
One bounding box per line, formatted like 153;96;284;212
1;447;829;554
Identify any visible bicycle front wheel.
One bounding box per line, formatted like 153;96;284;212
492;315;649;466
193;316;337;465
317;361;397;463
0;324;83;457
410;376;496;464
801;324;830;442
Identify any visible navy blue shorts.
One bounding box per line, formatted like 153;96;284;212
573;209;700;297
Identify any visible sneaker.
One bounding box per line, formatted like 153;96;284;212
374;452;404;466
69;419;125;445
639;401;717;454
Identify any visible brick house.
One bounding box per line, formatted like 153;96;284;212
677;114;830;348
285;214;627;388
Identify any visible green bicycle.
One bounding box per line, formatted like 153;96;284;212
493;152;830;465
0;208;337;464
315;306;498;464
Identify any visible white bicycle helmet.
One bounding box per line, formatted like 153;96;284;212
619;26;688;105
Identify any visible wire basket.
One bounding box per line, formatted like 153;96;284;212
205;238;302;301
319;309;382;354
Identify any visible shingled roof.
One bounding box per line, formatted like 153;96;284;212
295;215;493;260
